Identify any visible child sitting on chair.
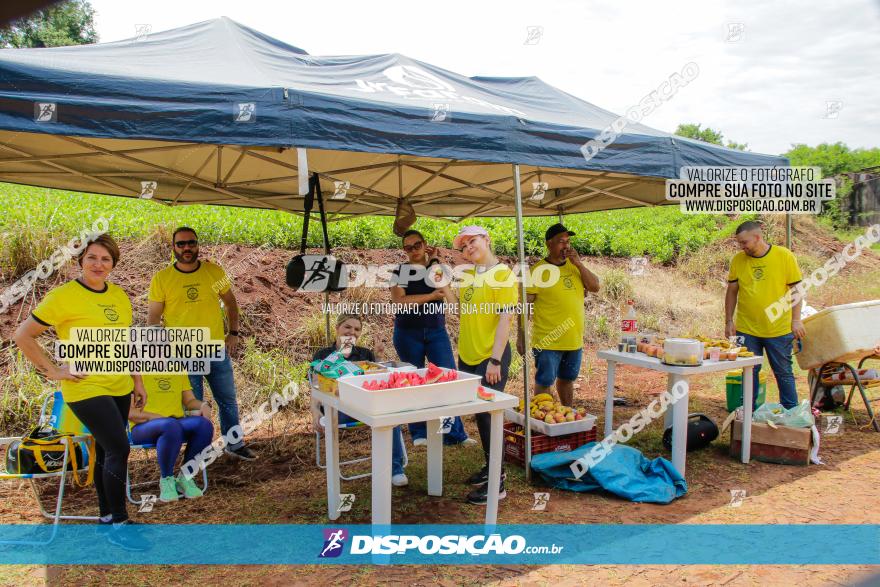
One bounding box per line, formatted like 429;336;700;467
129;373;213;502
311;314;408;487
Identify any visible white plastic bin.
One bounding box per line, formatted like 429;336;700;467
505;408;597;437
338;368;480;415
797;300;880;370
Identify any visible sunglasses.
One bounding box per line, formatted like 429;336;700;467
403;241;424;253
175;239;198;248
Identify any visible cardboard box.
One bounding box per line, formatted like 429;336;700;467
729;421;813;466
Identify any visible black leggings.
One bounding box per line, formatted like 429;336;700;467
458;344;512;465
67;393;132;523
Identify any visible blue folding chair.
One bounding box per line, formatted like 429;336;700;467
126;421;209;505
0;391;97;545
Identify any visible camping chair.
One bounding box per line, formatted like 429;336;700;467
0;391;97;545
308;370;410;481
312;400;410;482
126;421;209;506
312;396;372;482
811;355;880;432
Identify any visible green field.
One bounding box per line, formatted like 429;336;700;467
0;182;748;269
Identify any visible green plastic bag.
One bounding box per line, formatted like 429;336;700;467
310;351;364;380
753;400;814;428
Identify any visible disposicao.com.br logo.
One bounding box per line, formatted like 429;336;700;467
318;529;563;557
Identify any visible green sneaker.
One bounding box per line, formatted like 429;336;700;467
158;476;179;502
176;474;204;499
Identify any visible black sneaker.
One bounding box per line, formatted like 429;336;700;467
467;481;507;505
105;520;149;552
224;445;257;461
466;466;506;487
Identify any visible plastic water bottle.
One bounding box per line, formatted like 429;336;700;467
620;300;638;344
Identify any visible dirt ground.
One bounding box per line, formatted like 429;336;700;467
1;219;879;586
1;351;878;586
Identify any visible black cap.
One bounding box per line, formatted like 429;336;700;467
545;223;576;241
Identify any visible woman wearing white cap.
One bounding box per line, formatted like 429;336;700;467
441;225;518;505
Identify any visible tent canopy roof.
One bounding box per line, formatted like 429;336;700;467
0;17;786;218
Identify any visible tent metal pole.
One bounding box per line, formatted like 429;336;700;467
513;164;534;481
313;175;333;344
785;213;792;249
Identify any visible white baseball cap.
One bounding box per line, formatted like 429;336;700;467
453;225;489;250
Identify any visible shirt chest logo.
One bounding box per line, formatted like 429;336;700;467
751;266;765;281
563;275;574;289
157;378;171;391
103;307;119;321
186;286;200;301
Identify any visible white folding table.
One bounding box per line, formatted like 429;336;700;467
312;387;518;525
597;350;763;475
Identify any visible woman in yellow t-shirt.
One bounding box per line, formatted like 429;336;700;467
441;225;518;505
13;234;147;551
129;373;213;502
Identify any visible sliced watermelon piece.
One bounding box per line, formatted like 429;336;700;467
425;362;444;384
477;385;495;401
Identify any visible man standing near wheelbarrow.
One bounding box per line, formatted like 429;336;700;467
725;220;805;409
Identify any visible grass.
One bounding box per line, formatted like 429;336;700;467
238;337;310;412
0;348;52;436
0;183;752;269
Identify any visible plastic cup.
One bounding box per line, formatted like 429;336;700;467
708;347;721;361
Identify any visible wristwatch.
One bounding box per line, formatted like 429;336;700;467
488;357;501;366
228;330;239;336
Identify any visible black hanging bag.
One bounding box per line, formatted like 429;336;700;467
286;174;347;292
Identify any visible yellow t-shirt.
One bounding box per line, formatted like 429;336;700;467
728;245;803;338
148;260;230;342
456;264;519;365
131;373;189;427
526;259;585;351
31;280;134;403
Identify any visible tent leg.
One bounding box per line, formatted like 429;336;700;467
513;164;534;481
786;213;792;249
324;291;331;344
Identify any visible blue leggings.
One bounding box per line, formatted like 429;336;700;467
130;417;214;478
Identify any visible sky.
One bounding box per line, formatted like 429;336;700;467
87;0;880;157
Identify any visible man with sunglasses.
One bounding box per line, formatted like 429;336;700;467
147;227;256;461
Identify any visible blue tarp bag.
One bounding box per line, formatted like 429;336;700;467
531;442;688;504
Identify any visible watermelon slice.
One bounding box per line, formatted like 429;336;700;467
425;362;444;384
477;385;495;400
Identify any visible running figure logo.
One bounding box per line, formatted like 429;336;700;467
319;528;349;558
438;417;454;434
34;103;57;123
337;493;355;513
531;492;550;511
302;257;333;290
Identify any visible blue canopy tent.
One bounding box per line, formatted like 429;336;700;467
0;17;788;474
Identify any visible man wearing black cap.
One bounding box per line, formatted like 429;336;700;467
517;223;600;407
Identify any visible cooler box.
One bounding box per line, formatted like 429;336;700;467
797;300;880;370
725;369;767;411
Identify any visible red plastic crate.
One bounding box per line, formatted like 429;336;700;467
503;421;598;466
